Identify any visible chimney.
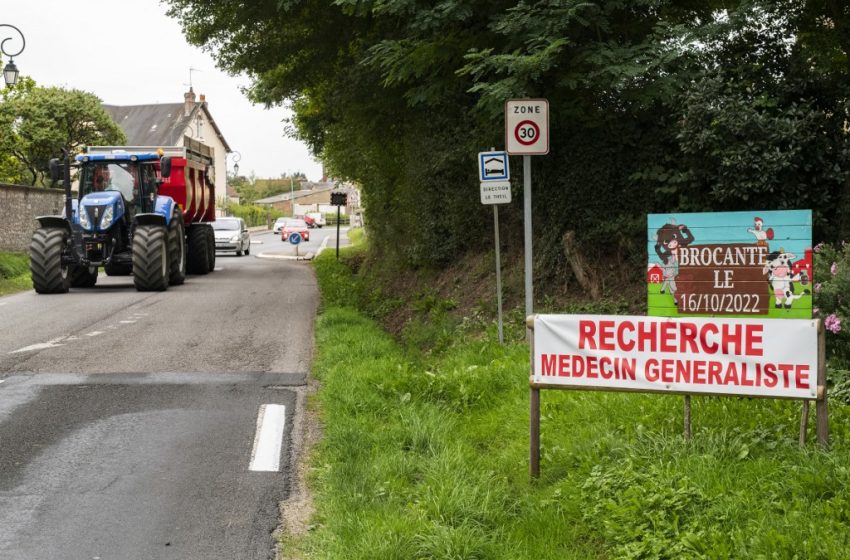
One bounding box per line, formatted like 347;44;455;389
184;87;196;116
199;94;206;105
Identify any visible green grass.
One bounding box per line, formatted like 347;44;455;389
289;246;850;559
0;251;31;296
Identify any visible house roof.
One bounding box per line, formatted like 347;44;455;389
103;102;231;152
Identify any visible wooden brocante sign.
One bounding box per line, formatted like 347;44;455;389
647;210;812;318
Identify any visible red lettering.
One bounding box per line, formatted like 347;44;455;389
721;324;743;355
621;358;637;381
701;324;719;354
600;357;613;379
676;360;691;383
637;321;658;352
573;356;585;377
598;321;615;351
617;321;635;352
579;321;596;350
661;360;674;384
558;354;570;377
745;325;763;357
586;357;599;378
645;359;659;382
692;360;706;384
739;363;754;386
541;354;557;376
722;362;740;386
763;363;778;387
708;361;723;384
777;363;794;388
680;323;698;353
795;365;810;390
660;322;677;353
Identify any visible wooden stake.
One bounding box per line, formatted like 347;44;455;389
799;400;810;448
816;319;829;448
683;395;692;440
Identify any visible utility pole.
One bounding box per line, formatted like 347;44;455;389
290;176;295;216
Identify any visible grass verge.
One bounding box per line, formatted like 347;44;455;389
288;243;850;559
0;251;30;296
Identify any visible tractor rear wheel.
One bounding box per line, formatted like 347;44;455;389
30;227;70;294
70;265;98;287
206;225;216;272
168;209;187;285
187;225;210;275
132;224;170;291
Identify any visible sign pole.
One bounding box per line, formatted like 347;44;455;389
524;155;533;335
816;319;829;447
336;206;341;260
494;205;504;344
528;317;540;479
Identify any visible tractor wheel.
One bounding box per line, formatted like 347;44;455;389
206;225;216;272
187;225;210;275
168;209;187;286
132;224;170;291
30;227;70;294
104;262;132;276
70;265;98;287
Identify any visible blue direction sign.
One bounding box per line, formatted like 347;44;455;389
289;232;302;245
478;151;509;182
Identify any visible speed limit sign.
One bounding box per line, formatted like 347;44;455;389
506;99;549;155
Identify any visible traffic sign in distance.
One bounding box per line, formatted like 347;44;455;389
478;151;509;182
331;192;348;206
505;99;549;155
480;181;512;205
289;232;302;245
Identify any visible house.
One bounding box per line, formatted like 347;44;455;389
102;88;232;214
255;182;336;216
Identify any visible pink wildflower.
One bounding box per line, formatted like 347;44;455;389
814;283;822;293
825;314;842;334
813;307;820;317
814;242;825;253
831;262;838;276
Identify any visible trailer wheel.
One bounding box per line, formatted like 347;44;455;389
70;265;98;287
30;227;70;294
187;225;210;275
206;225;216;272
133;224;170;291
168;209;187;285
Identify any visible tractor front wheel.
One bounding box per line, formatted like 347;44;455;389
168;210;187;285
30;227;70;294
133;224;170;291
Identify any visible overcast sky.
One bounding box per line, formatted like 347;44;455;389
1;0;324;180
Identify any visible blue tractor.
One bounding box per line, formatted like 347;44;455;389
30;149;194;293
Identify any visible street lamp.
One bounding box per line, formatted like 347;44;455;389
1;24;25;88
230;150;241;177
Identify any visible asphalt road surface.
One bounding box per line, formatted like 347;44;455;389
0;238;318;560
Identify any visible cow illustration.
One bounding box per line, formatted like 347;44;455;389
654;220;695;304
763;251;810;309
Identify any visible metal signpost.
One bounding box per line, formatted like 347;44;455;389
478;149;511;344
331;191;348;260
506;98;549;479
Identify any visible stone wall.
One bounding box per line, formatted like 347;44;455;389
0;184;64;252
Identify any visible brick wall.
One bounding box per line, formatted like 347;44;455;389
0;184;64;252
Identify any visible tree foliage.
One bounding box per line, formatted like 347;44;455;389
166;0;850;276
0;82;126;186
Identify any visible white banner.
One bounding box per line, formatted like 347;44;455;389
533;314;818;399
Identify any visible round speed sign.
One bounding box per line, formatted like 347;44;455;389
505;99;549;155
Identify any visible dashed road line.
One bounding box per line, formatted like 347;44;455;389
248;404;286;472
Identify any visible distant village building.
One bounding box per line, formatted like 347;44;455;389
254;181;360;217
102;88;235;213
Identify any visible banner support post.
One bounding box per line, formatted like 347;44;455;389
816;319;829;448
799;400;810;447
528;316;540;479
683;395;692;440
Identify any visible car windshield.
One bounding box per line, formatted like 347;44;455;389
213;218;241;231
285;220;308;228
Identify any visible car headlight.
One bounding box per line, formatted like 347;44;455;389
230;234;240;243
100;206;114;229
79;208;92;229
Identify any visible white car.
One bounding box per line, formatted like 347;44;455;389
273;217;288;234
213;217;251;256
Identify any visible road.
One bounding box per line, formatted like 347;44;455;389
0;231;322;560
255;224;350;259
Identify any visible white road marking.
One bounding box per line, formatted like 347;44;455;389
119;320;136;324
0;380;5;384
9;337;66;354
248;404;286;472
86;331;104;337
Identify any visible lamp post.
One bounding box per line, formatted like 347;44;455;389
1;24;25;88
226;151;241;217
290;176;295;217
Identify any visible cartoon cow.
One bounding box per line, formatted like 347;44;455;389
763;251;810;309
654;220;695;304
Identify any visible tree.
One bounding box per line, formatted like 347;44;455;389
0;84;126;186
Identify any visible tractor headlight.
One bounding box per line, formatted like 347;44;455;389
100;206;114;229
230;234;240;243
79;209;92;229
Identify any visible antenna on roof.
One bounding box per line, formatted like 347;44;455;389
185;67;202;89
